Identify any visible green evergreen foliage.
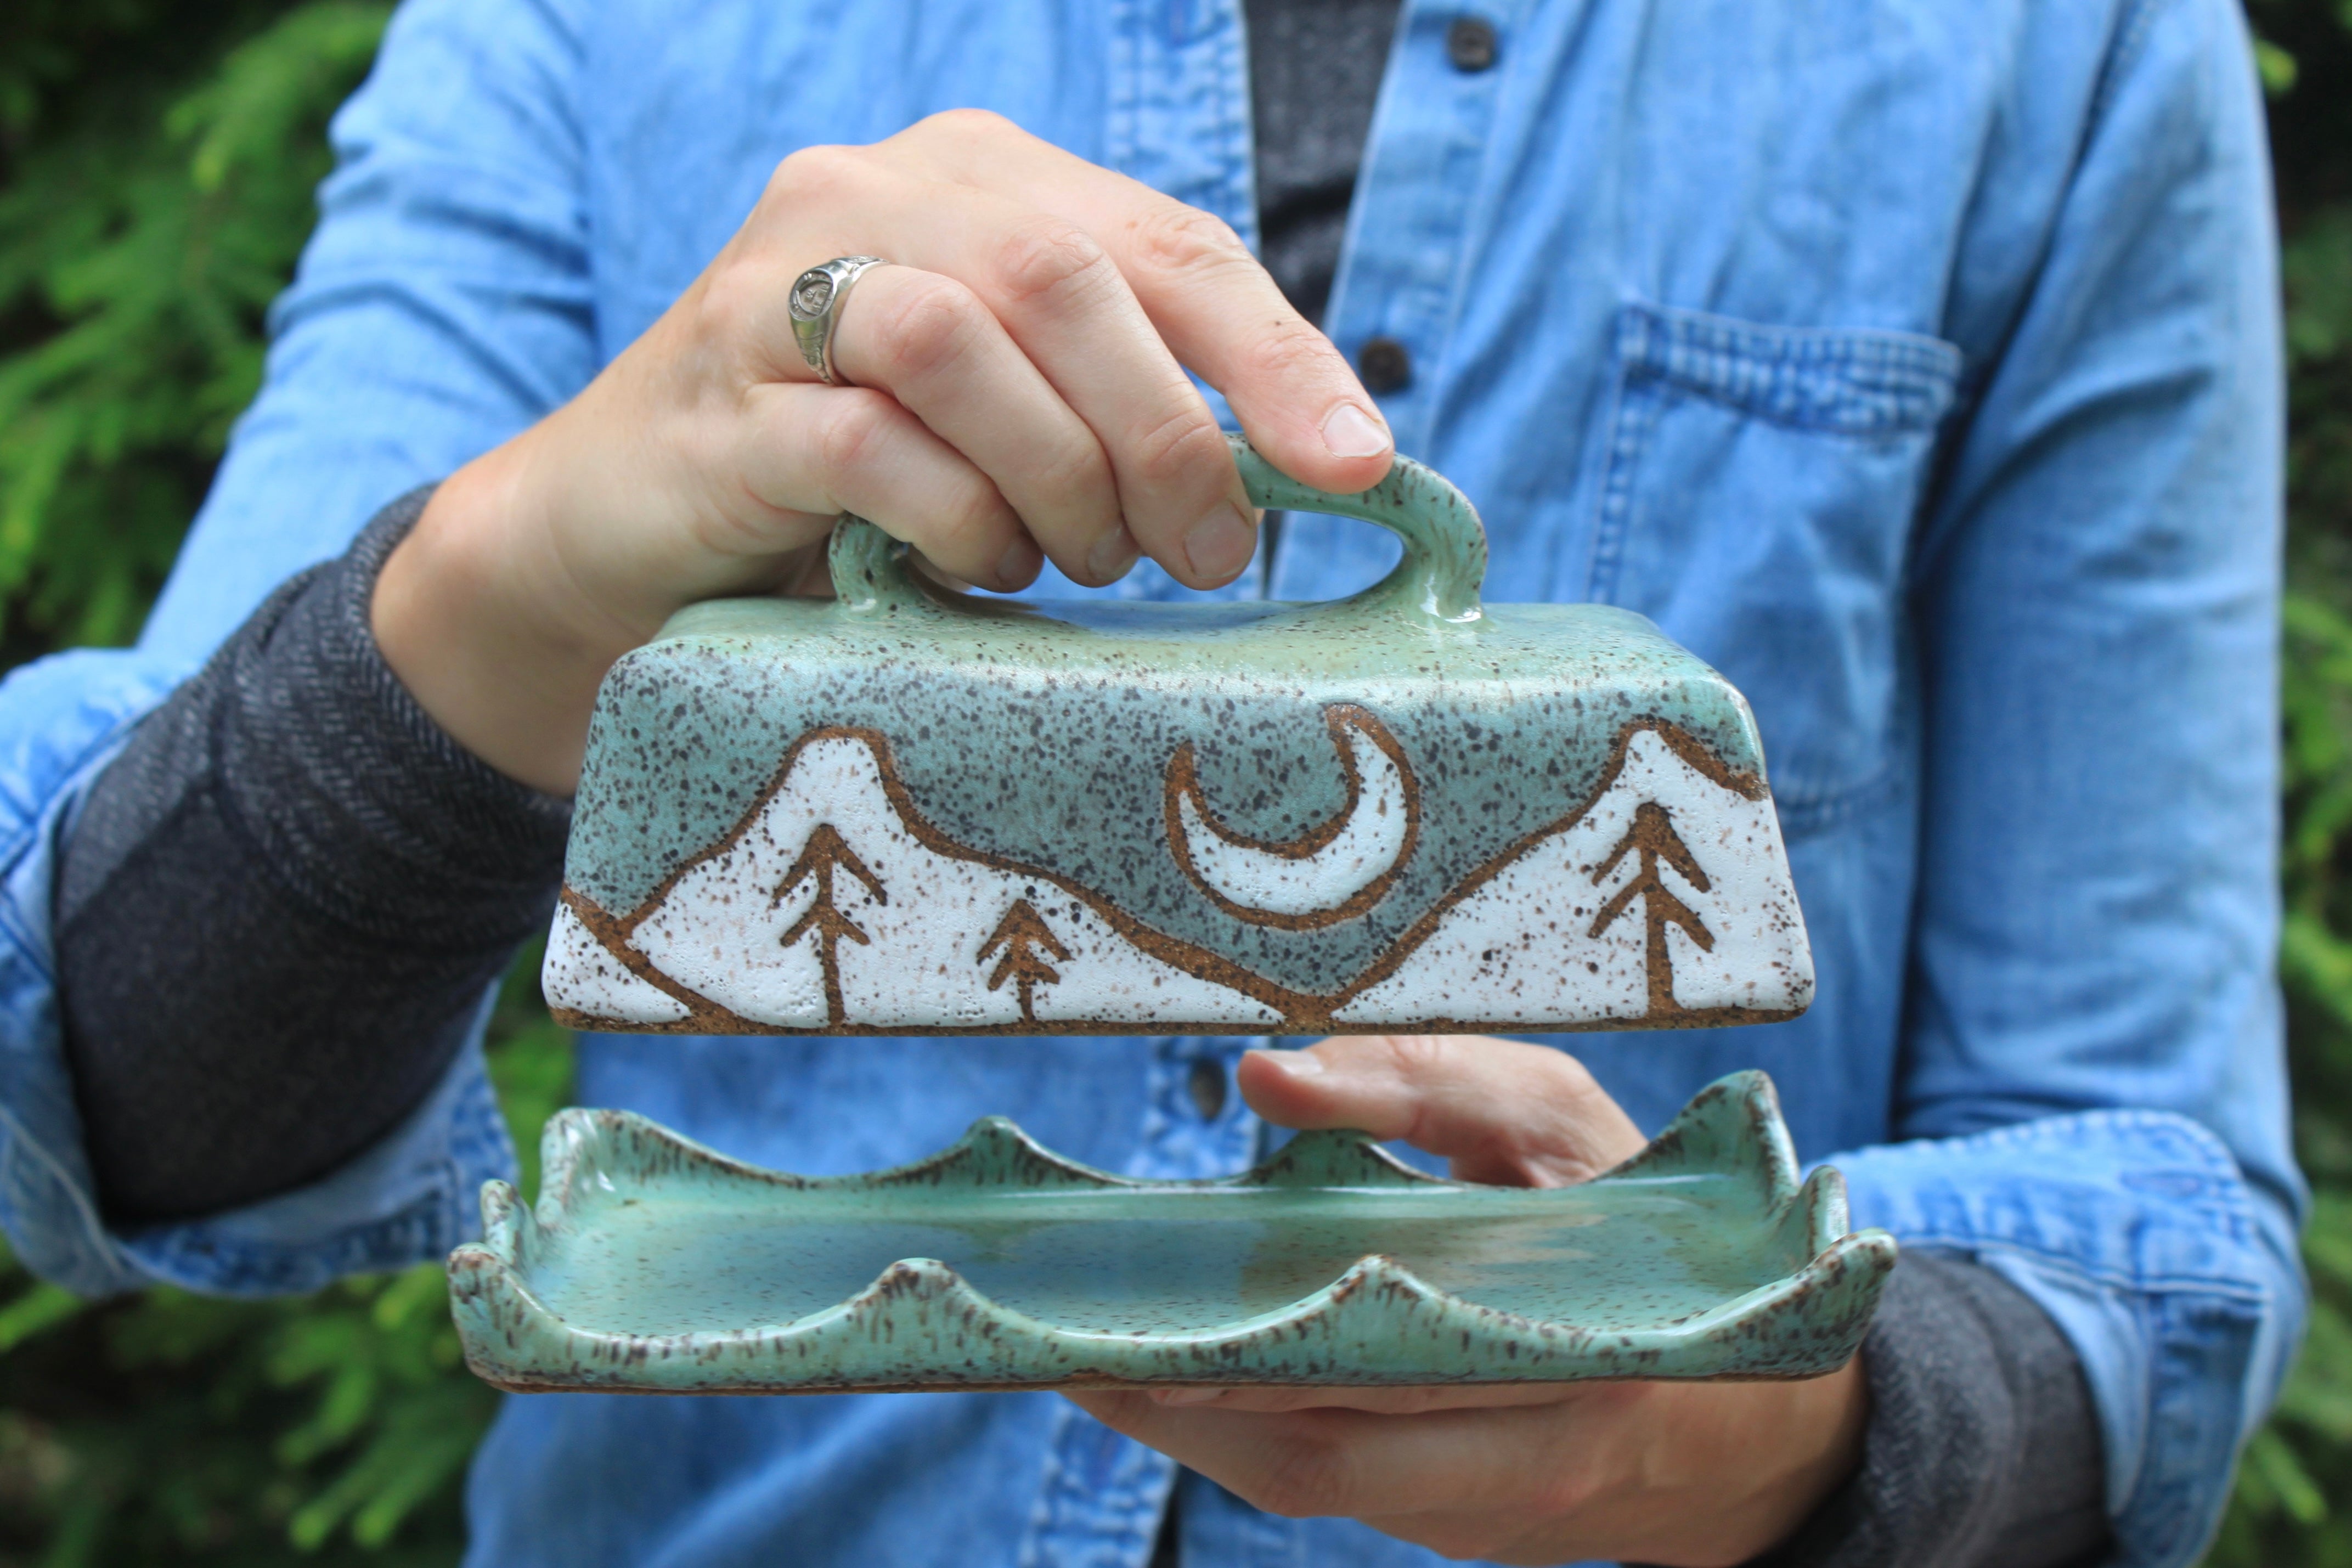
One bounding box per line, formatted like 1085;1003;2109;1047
0;2;2343;1561
0;958;567;1564
0;0;390;656
2212;6;2352;1559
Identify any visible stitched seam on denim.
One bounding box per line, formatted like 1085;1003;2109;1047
1226;0;1261;252
1884;1236;2270;1303
0;868;47;990
1861;1111;2269;1291
0;1100;138;1292
1621;302;1962;436
1111;0;1147;185
1;1030;494;1297
1209;0;1252;239
1899;1108;2257;1236
1628;302;1964;381
1925;1108;2247;1180
1772;752;1905;828
1424;0;1526;429
1640;356;1951;437
2086;0;2171;136
127;1198;456;1295
0;701;174;1287
1586;315;1661;606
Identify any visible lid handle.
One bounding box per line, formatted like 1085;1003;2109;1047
830;435;1487;619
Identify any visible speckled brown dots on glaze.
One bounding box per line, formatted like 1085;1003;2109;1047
544;439;1814;1034
447;1071;1896;1395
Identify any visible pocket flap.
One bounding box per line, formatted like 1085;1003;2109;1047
1618;302;1961;437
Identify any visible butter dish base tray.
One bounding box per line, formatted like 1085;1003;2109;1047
449;1070;1896;1395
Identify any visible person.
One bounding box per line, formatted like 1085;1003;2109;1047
0;0;2300;1563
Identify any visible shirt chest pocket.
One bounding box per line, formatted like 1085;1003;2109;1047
1583;302;1962;827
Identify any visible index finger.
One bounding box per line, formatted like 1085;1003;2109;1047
1236;1035;1648;1187
897;112;1396;496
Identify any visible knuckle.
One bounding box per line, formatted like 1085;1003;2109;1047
1125;203;1252;279
692;258;763;345
766;142;865;204
917;106;1018;143
866;275;991;381
1029;435;1115;513
1524;1464;1601;1522
1380;1033;1452;1078
990;217;1114;309
1237;319;1344;386
929;481;1013;560
1124;404;1228;492
808;389;897;479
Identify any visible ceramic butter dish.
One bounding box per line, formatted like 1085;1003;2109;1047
450;1071;1895;1395
543;438;1813;1035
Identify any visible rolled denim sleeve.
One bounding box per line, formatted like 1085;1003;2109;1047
1851;2;2302;1563
0;0;596;1294
0;648;518;1295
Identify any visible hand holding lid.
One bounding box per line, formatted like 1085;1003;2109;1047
831;436;1486;622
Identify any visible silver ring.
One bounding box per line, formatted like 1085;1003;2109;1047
788;256;889;386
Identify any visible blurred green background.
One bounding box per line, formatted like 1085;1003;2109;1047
0;1;2347;1561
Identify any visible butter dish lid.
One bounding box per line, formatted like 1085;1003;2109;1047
545;439;1813;1036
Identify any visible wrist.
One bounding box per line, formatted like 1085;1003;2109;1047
371;435;639;795
1729;1357;1872;1563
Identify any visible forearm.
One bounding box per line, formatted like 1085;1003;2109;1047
55;489;570;1224
1753;1251;2108;1568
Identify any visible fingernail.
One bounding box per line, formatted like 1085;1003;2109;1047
995;537;1041;589
1322;402;1392;459
1250;1047;1324;1078
1086;526;1140;583
1183;503;1257;583
1158;1388;1223;1406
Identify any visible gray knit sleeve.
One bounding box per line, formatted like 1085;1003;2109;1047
1744;1250;2112;1568
55;488;570;1224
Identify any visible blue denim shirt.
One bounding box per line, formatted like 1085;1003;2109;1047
0;0;2300;1564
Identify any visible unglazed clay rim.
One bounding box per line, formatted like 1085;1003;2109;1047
447;1070;1899;1395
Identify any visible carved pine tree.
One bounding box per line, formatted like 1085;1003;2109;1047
978;898;1070;1023
1588;801;1714;1018
777;824;887;1025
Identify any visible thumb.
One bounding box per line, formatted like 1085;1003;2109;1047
1237;1035;1648;1188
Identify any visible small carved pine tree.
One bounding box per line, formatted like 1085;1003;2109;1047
1588;800;1714;1018
978;898;1070;1023
777;824;887;1026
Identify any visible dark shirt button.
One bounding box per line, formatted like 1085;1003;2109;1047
1447;16;1498;72
1187;1057;1228;1121
1357;336;1412;393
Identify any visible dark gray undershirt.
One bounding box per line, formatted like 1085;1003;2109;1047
1244;0;1401;580
55;490;570;1221
1248;0;1400;326
1740;1252;2109;1568
53;3;2109;1561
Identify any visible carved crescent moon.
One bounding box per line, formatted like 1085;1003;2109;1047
1164;706;1419;928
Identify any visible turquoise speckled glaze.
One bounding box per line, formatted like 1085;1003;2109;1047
448;1071;1896;1394
542;439;1816;1036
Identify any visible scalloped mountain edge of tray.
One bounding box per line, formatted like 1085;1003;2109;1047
447;1070;1899;1394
